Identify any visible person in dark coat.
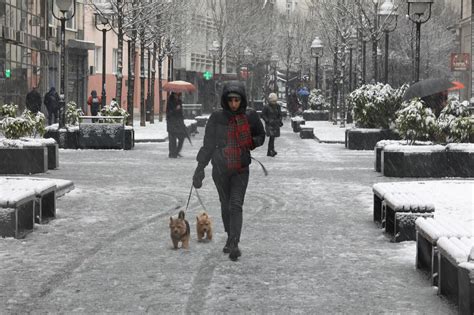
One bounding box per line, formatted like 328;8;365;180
43;87;59;125
192;81;265;261
26;86;42;114
288;91;300;117
166;92;186;158
262;92;283;157
87;90;102;123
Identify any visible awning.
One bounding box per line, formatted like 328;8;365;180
67;39;95;50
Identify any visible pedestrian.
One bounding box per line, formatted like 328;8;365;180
87;90;101;122
421;91;448;118
192;81;265;261
43;87;59;125
262;92;283;157
288;91;300;117
25;86;42;114
166;92;187;158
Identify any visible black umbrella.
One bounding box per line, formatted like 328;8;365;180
403;78;464;101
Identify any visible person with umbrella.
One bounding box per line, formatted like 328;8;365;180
192;81;265;261
166;91;187;158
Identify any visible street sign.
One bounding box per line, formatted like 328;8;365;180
203;71;212;80
5;69;10;78
450;53;470;71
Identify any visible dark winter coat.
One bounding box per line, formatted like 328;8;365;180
196;81;265;173
26;89;42;114
166;93;187;136
87;90;102;116
262;102;283;137
44;88;59;112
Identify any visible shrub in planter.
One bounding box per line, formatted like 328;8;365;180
0;104;18;118
395;98;438;144
99;102;129;123
348;83;408;128
308;89;330;110
22;109;46;137
437;98;473;143
0;117;35;139
65;101;84;126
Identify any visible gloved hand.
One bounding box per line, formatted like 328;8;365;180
193;164;205;188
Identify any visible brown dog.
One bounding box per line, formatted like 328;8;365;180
169;210;190;249
196;211;213;241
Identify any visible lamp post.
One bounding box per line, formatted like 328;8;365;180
378;0;398;84
95;12;112;109
310;36;324;89
51;0;76;129
209;40;220;111
125;29;135;126
270;53;279;93
347;27;358;92
407;0;433;82
243;47;253;102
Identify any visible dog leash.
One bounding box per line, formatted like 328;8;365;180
184;182;208;213
251;157;268;176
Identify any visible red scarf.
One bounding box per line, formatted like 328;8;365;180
224;114;254;171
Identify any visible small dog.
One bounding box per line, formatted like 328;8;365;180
196;211;213;241
169;210;190;249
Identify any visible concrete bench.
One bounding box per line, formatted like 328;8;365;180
381;192;435;242
0;177;74;238
299;127;314;139
415;217;472;285
78;116;126;149
290;117;305;133
437;236;474;314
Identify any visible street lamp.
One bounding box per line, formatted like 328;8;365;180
347;27;358;92
125;29;135;126
378;0;398;84
95;12;112;109
243;47;253;101
270;53;279;93
209;40;220;111
310;36;324;89
51;0;76;129
407;0;433;82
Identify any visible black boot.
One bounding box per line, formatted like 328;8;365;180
228;238;241;261
223;237;231;253
267;151;273;157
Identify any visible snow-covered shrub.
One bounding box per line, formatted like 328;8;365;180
100;102;129;123
307;89;329;110
22;109;46;137
0;104;18;118
395;98;438;144
348;83;408;129
0;116;35;139
437;98;473;143
65;101;84;126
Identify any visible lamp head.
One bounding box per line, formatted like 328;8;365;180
407;0;433;16
379;0;398;31
56;0;73;12
310;36;324;58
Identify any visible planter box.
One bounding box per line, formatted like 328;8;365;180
302;110;330;121
79;123;125;149
382;145;448;177
345;128;399;150
124;127;134;150
0;145;48;174
374;140;433;172
299;127;314;139
446;144;474;178
44;128;79;149
291;117;305;133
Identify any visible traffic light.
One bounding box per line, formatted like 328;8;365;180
203;71;212;80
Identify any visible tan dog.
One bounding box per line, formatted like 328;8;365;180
196;211;213;241
169;210;190;249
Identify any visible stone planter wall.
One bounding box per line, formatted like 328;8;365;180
302;110;330;121
345;128;399;150
0;146;48;174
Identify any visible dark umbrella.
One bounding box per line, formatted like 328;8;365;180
403;78;464;101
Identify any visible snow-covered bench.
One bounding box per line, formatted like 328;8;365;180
299;127;314;139
290;116;305;133
0;177;74;238
415;217;472;285
437;236;474;314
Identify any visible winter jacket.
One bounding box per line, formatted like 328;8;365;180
44;88;59;112
26;89;42;114
196;81;265;172
87;91;102;115
262;102;283;137
166;93;186;136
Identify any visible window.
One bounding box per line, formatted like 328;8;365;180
112;48;118;74
95;47;102;73
65;10;76;30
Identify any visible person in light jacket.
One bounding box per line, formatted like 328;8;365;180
261;92;283;157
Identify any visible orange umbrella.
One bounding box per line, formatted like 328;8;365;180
162;80;196;93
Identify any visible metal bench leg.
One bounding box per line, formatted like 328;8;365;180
431;246;439;286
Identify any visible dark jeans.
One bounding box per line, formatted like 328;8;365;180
47;109;58;125
168;132;184;157
267;136;275;153
91;104;99;123
212;168;249;243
